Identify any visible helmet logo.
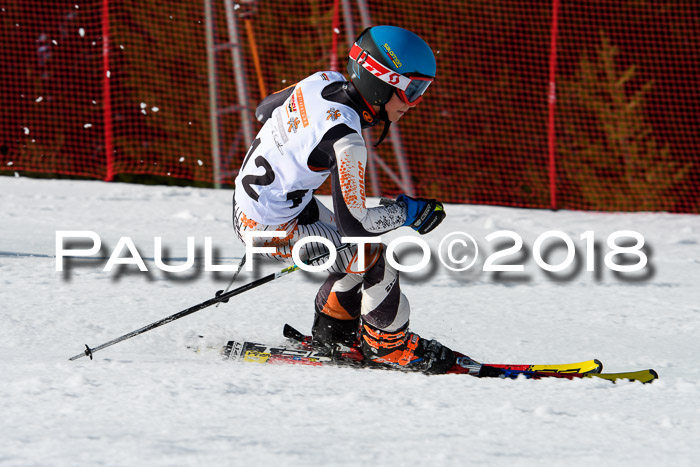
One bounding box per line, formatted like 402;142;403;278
362;110;374;123
382;43;402;68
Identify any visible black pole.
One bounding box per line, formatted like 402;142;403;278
69;243;351;361
215;255;247;308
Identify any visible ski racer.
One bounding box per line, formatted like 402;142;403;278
232;25;455;373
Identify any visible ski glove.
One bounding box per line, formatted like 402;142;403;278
397;194;446;235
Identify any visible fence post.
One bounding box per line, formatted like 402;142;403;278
547;0;561;209
330;0;340;71
203;0;221;189
102;0;114;182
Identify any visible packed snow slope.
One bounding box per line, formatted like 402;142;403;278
1;177;699;466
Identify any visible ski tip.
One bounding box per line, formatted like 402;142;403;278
588;369;659;384
593;359;603;373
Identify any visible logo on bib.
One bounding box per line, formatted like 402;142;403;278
287;117;300;133
287;94;297;114
326;108;341;121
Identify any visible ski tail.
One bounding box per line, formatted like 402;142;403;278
283;323;309;344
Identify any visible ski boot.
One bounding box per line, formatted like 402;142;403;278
360;321;456;374
309;310;366;364
311;310;360;348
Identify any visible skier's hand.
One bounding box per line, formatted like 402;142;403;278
396;194;446;235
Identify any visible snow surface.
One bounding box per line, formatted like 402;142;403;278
1;177;699;466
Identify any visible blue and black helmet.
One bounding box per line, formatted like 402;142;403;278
348;26;436;106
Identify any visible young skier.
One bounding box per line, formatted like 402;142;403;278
232;25;455;373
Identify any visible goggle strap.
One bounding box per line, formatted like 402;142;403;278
356;50;369;65
349;43;411;91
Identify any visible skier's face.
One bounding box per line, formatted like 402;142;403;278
383;92;418;122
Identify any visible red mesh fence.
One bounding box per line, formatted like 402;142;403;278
1;1;698;212
1;2;105;178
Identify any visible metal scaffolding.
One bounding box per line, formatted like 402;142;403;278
204;0;255;188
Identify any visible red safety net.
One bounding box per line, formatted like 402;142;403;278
1;1;698;212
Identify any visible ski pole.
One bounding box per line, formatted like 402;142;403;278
69;243;352;361
215;255;246;308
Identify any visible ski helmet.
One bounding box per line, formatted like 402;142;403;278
347;26;436;106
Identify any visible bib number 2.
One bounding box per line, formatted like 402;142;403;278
240;137;307;208
241;138;274;202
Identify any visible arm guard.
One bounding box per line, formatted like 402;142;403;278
330;133;407;236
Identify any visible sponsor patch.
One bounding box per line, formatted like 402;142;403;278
274;110;289;143
326;108;341;121
295;88;309;128
287;117;300;133
287;94;297;114
243;350;270;363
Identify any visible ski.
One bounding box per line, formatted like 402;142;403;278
220;338;606;375
210;325;658;383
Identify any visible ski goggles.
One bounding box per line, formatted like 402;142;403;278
349;43;434;105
